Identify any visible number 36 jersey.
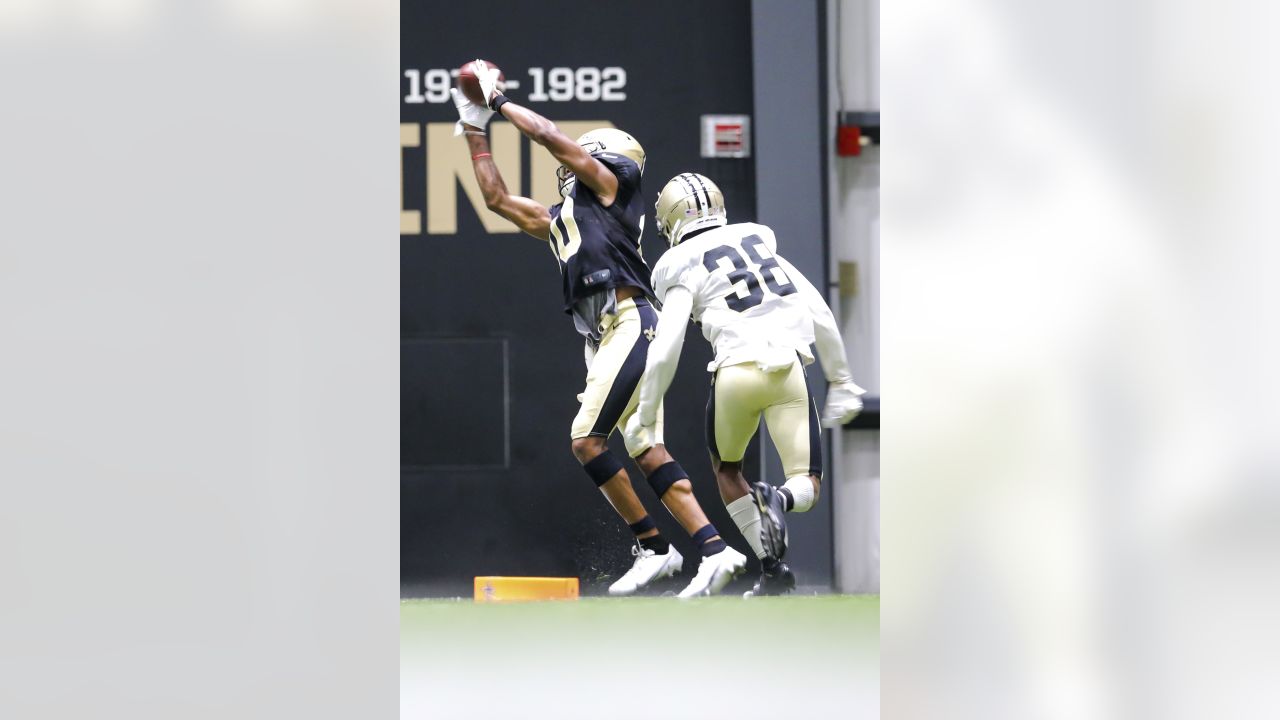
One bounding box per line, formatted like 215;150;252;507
650;222;818;372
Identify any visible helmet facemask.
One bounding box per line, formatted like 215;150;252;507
556;140;608;197
556;165;576;197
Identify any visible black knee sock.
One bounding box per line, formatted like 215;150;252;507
639;534;670;555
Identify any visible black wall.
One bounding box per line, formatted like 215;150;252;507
401;1;776;596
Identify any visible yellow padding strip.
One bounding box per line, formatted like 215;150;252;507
474;576;580;602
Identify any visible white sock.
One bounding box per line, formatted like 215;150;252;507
783;475;817;513
725;495;766;560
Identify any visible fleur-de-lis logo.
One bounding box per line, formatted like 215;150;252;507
644;327;656;341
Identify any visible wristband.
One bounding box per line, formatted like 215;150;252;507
463;130;486;136
490;94;510;112
472;152;491;160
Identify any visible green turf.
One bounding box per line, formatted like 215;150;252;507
401;595;879;718
401;593;879;635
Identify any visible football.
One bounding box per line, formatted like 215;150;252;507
457;59;505;106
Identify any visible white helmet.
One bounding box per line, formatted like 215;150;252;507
654;173;727;246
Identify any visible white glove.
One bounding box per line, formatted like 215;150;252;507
821;381;865;428
623;412;657;454
473;59;505;109
450;87;493;136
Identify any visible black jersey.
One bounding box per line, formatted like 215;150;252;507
547;153;655;323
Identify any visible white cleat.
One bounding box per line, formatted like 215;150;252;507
676;546;747;598
608;543;684;596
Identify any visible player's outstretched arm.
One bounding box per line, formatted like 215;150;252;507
468;61;621;206
465;131;551;240
495;101;620;205
452;88;551;241
776;256;866;426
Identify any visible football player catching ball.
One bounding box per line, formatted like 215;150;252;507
452;62;748;597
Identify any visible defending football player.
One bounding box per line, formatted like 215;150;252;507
628;173;866;596
451;62;746;597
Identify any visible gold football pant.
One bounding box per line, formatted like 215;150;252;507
570;297;665;458
705;357;822;478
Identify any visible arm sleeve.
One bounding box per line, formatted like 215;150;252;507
636;285;694;427
776;255;855;384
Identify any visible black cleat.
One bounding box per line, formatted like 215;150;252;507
744;558;796;597
751;481;789;562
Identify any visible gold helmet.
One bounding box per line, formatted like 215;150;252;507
556;128;646;197
654;172;727;246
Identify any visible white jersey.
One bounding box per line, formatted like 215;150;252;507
650;222;817;372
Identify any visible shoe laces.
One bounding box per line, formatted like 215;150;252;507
624;542;658;575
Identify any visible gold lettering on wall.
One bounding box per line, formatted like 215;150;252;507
401;120;618;236
427;122;521;234
401;123;421;235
